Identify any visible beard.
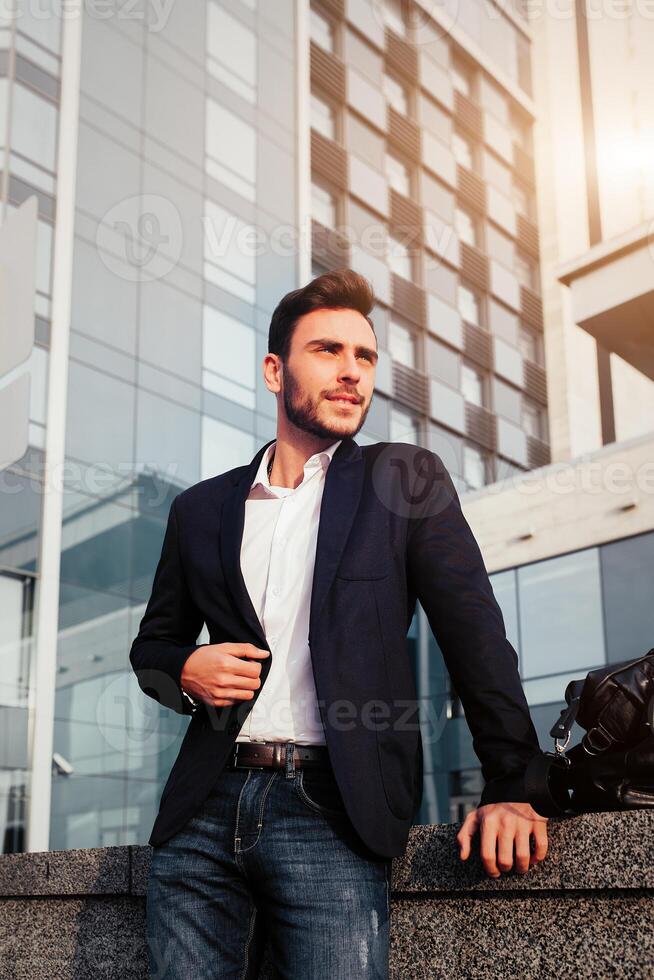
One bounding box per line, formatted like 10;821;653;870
281;360;371;440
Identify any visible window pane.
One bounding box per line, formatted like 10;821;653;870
385;153;410;196
389;320;416;368
461;364;483;406
452;131;473;170
11;84;57;171
381;0;406;35
463;445;485;490
452;61;473;98
517;549;606;679
206;4;256;103
455;207;476;247
601;532;654;664
201;418;255;481
383;73;408;115
311;182;336;227
387;235;412;280
390;406;418;442
514;252;534;290
457;284;480;326
310;7;333;51
489;569;520;655
521;401;541;438
519;326;541;364
310;93;335;140
205;100;256;201
203;201;256;302
202;305;255;409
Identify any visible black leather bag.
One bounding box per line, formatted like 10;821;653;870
525;649;654;817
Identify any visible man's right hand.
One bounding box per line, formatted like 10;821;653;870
180;643;270;707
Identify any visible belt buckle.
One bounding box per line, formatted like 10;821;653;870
232;742;240;767
272;743;284;768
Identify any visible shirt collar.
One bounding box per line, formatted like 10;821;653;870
250;439;342;495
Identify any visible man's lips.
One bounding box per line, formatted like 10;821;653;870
327;394;360;404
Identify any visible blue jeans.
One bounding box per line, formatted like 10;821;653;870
146;761;392;979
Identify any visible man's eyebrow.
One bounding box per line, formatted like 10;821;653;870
305;338;379;363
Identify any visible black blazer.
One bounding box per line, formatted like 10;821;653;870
130;437;540;858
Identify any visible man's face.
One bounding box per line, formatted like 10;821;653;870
279;307;378;441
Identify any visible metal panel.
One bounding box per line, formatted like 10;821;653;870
385;27;418;81
463;321;492;369
454;90;483;139
523;358;548;405
456;164;486;214
311;219;350;269
310;41;346;100
527;434;551;468
391;273;426;327
460;241;489;292
517;214;539;258
465;402;497;451
311;129;348;189
520;285;544;329
390;188;423;247
388;106;421;161
393;361;429;414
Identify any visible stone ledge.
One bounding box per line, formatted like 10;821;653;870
1;810;652;898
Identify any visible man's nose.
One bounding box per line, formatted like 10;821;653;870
337;355;361;381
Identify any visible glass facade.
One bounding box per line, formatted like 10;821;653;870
422;531;654;823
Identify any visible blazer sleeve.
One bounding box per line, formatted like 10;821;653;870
405;449;541;806
129;493;206;716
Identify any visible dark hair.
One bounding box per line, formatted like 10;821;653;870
268;268;376;361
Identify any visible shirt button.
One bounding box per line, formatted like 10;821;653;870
272;586;280;596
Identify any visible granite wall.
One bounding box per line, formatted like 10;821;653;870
1;810;652;978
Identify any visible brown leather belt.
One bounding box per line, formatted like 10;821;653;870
227;740;331;770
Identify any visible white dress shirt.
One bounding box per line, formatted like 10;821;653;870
235;438;342;745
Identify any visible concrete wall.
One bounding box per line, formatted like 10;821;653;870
1;810;653;978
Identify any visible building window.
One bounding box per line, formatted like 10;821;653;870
387;234;413;281
512;179;533;220
510;109;532;155
11;83;58;173
452;56;475;99
461;363;485;406
522;398;546;440
203;200;256;303
519;325;543;365
205;99;256;201
310;91;336;140
515;250;538;292
310;6;335;52
389;319;417;368
202;305;256;409
385;152;411;197
383;72;409;115
380;0;406;35
206;3;256;103
201;417;255;482
311;180;337;228
463;444;488;491
454;206;478;248
457;283;482;327
452;130;474;170
390;406;419;443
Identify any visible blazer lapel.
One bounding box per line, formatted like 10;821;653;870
219;436;365;649
308;437;365;643
219;438;274;648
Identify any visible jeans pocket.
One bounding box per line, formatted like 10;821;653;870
295;768;347;817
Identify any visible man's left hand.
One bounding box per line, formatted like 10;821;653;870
456;802;548;877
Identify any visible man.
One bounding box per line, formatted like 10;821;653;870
131;268;548;979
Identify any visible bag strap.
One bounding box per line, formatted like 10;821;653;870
524;752;574;817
